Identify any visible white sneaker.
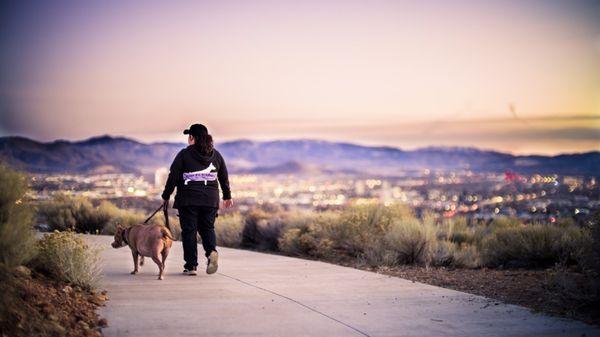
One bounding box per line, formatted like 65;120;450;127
183;267;197;276
206;251;218;274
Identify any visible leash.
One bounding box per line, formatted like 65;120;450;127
143;201;171;231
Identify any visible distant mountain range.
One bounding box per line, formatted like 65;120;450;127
0;135;598;176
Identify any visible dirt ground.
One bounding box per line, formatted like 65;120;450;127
0;267;108;337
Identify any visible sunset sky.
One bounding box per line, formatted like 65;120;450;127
1;0;598;155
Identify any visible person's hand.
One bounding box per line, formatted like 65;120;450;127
223;199;234;208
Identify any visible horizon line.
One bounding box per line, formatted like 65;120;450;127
1;133;598;158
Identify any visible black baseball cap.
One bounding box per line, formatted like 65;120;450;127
183;123;208;136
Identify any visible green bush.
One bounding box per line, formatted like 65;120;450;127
34;231;101;289
216;213;244;247
0;164;36;269
480;223;590;268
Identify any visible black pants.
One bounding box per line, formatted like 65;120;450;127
178;205;218;270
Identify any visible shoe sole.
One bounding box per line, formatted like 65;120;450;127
207;251;218;274
183;270;197;276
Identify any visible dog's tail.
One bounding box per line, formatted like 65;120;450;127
160;226;175;241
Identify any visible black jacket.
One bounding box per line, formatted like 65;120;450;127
161;145;231;209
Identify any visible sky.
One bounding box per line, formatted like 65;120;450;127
0;0;599;155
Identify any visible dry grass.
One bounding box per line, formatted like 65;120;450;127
480;224;591;268
247;206;595;273
215;213;244;247
34;231;102;289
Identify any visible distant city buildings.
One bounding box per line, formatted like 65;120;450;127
27;169;599;222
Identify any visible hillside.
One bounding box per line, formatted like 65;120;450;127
0;135;598;176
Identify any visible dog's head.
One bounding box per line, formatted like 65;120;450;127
111;224;127;248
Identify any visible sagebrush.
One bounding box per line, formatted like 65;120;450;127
34;231;102;289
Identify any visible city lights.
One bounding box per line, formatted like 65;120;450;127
26;169;598;222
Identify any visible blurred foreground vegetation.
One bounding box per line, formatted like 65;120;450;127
0;164;103;336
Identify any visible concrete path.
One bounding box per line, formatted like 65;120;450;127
87;235;599;337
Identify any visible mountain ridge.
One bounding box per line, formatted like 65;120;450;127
0;135;597;176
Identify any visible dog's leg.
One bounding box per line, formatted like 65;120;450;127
152;255;163;280
160;248;168;277
131;251;139;275
139;256;145;267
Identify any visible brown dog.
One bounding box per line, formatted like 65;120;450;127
111;223;174;280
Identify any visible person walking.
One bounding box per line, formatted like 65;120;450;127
161;123;233;276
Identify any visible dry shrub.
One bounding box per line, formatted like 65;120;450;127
278;211;338;258
242;209;318;251
384;217;436;265
431;240;482;268
359;217;437;267
280;205;438;266
326;204;413;256
0;164;36;269
97;201;146;234
278;228;305;256
241;209;287;250
216;213;244;247
0;164;37;331
34;231;102;289
468;216;523;246
480;223;591;268
431;240;455;267
452;244;481;268
38;195;109;233
489;216;522;230
431;217;481;268
445;217;476;245
39;195;151;235
221;203;588;273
